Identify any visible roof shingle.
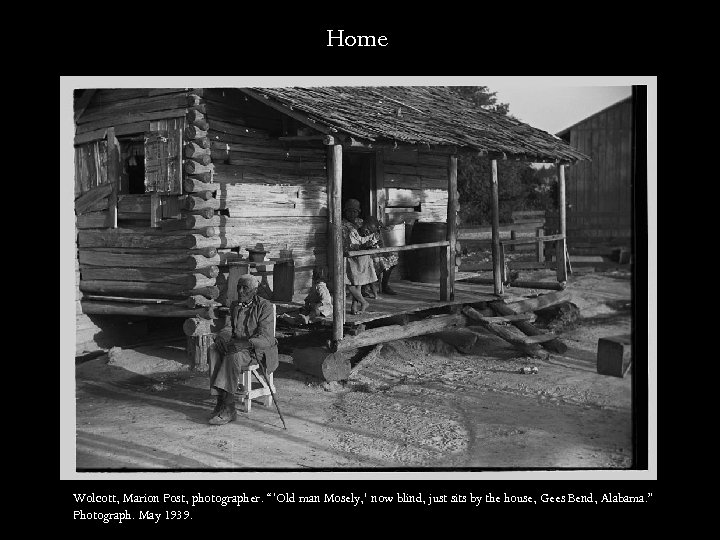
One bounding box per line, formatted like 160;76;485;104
248;86;589;162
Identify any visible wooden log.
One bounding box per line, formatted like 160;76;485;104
184;160;213;175
335;313;468;352
508;280;566;291
462;307;545;357
194;265;220;278
187;93;204;107
84;246;218;258
187;334;212;371
184;207;215;219
291;346;353;381
187;172;213;182
186;295;222;309
191;118;210;131
75;183;113;215
183;177;216;193
183;316;214;336
183;141;211;159
81;300;213;318
183;195;220;211
192;190;215;201
329;145;344;343
161;215;217;231
443;155;458;301
80;280;219;299
490;159;502;295
502;290;573;314
556;164;568;283
188;153;212;166
80;267;216;288
186;109;205;124
82;294;177;305
489;300;568;354
185;125;208;140
477;313;536;323
536;227;545;263
79;250;220;269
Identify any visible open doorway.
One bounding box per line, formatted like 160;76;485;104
118;135;146;194
342;152;376;220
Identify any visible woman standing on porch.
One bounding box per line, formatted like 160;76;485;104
358;216;399;297
341;199;377;314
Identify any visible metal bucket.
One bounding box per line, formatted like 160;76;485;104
382;223;406;246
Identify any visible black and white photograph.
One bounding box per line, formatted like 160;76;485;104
61;77;655;477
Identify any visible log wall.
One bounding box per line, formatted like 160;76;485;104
74;88;329;325
189;88;328;301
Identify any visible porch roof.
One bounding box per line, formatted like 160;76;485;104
244;86;589;163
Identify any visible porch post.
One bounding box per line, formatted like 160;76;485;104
491;159;503;295
329;144;344;344
441;154;458;301
106;127;119;228
556;162;568;283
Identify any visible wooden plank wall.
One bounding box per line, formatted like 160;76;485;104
380;148;449;278
197;88;329;299
562;98;632;243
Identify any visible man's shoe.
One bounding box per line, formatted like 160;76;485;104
209;408;237;425
209;392;237;425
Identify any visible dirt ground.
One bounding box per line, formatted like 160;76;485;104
71;266;636;470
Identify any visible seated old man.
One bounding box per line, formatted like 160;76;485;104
208;274;279;425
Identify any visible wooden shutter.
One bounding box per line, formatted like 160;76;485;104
144;128;182;194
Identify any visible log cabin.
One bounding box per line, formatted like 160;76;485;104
73;87;588;370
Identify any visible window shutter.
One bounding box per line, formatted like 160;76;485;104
144;128;182;194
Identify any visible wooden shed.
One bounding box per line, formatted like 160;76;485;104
73;87;588;367
555;96;632;245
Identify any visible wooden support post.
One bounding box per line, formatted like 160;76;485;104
375;149;386;223
490;159;503;295
150;192;162;228
556;163;568;283
187;334;213;371
500;243;508;284
329;144;344;345
106;127;119;228
536;227;545;263
510;230;517;252
441;155;458;301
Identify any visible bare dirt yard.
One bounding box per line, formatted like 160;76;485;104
72;266;636;470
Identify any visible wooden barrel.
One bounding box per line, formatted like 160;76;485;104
407;221;447;283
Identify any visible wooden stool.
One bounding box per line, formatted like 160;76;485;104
239;365;275;412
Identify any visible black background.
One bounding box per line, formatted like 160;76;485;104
58;11;660;525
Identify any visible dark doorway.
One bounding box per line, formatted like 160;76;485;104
342;152;376;220
118;136;146;194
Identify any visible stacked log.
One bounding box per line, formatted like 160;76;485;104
75;88;328;348
189;88;328;301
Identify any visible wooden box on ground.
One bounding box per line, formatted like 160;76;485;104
597;334;631;377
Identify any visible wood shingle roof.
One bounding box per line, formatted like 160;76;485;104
247;86;589;162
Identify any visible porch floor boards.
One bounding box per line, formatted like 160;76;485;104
341;280;489;325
